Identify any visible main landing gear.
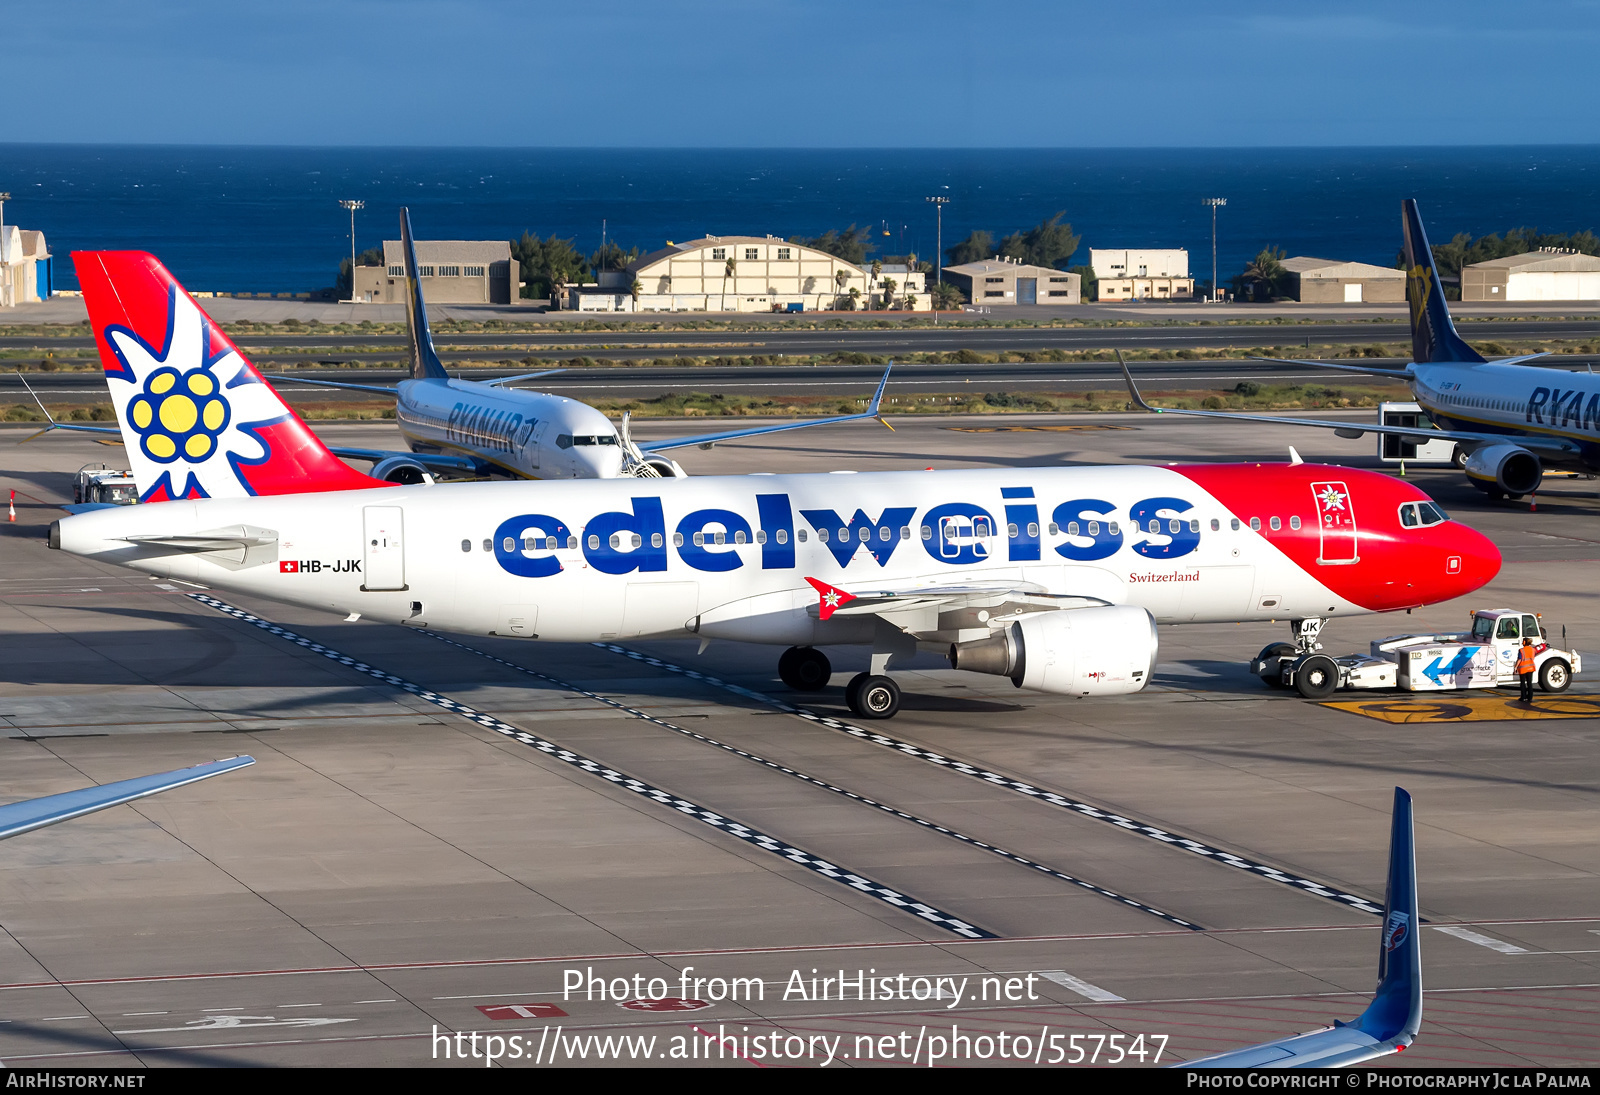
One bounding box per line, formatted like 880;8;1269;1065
777;646;903;719
778;646;832;691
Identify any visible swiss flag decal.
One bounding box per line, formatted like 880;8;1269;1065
280;560;299;573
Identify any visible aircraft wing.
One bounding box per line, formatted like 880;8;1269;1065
803;577;1110;629
637;362;895;452
1254;356;1415;379
0;756;255;841
1178;788;1421;1068
327;447;481;473
12;372;122;441
1118;353;1579;454
485;369;567;386
264;375;398;395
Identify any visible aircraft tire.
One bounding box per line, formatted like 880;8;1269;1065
1256;642;1296;688
1294;655;1339;700
778;646;831;691
847;673;900;719
1539;658;1572;693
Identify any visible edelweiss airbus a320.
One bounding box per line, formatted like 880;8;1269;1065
49;249;1499;718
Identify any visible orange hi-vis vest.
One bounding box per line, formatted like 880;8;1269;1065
1516;646;1537;675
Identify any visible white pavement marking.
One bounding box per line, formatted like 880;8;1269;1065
189;594;994;941
1432;926;1530;954
1037;971;1125;1002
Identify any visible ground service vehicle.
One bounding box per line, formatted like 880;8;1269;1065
72;465;139;506
1254;608;1578;699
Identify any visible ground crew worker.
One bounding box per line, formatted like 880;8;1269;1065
1517;637;1538;702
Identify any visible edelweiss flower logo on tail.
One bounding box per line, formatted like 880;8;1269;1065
103;287;288;501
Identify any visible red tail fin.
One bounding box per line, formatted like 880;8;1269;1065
72;251;386;501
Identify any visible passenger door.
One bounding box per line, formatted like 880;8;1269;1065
362;506;407;591
1310;480;1358;564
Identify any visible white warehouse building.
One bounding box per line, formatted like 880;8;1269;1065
569;235;929;312
1088;248;1193;301
1461;249;1600;302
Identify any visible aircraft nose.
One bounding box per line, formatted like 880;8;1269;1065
1442;522;1502;598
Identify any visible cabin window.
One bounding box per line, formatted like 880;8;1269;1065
798;529;808;542
652;533;663;548
1249;518;1261;531
818;528;830;543
1049;522;1060;535
1065;521;1077;536
1210;518;1220;531
588;534;600;550
755;530;766;544
1108;522;1119;536
880;526;892;541
713;532;726;545
734;531;747;545
567;536;578;549
1270;517;1282;531
1027;522;1039;537
482;539;492;552
1168;518;1181;534
901;526;911;539
1190;519;1200;533
673;533;685;547
920;526;932;540
461;539;471;553
777;529;789;544
1087;521;1099;536
693;532;705;546
1289;516;1301;530
503;537;515;552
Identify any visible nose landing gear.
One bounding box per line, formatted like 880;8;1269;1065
778;646;832;691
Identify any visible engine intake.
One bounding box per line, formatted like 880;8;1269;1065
370;456;435;485
950;605;1157;697
1463;443;1542;496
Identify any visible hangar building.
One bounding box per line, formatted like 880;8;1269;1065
1281;256;1405;303
1461;249;1600;302
572;235;929;312
941;258;1080;305
1089;249;1192;301
0;226;52;307
353;240;519;305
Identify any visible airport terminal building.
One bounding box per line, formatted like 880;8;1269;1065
352;240;520;305
569;235;930;312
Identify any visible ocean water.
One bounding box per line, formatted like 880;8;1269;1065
6;145;1600;294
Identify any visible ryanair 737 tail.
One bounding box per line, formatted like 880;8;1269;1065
1179;787;1421;1068
1403;198;1486;365
400;208;450;381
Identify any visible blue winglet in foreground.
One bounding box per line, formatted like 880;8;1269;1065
1180;788;1421;1069
0;756;255;841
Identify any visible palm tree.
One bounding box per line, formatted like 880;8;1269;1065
880;276;897;309
869;259;883;310
1240;246;1287;301
724;256;737;310
629;277;642;311
833;268;850;309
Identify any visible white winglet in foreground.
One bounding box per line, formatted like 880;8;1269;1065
1180;787;1421;1068
0;756;255;841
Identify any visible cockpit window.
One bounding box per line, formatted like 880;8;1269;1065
556;434;573;449
563;435;618;447
1399;502;1448;529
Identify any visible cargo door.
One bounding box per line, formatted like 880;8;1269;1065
1017;277;1037;304
1344;282;1363;303
362;506;407;591
1309;480;1358;564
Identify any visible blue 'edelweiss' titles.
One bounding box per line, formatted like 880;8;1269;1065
491;490;1203;578
103;287;289;501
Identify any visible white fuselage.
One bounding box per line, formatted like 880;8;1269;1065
56;465;1391;645
395;377;626;479
1412;362;1600;467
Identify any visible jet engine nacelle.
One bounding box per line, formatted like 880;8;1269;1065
370;456;435;485
631;455;687;479
1463;443;1542;496
949;605;1157;697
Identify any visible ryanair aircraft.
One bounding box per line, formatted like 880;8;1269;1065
1128;199;1600;501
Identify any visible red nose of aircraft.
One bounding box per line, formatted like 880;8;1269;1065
1375;515;1501;611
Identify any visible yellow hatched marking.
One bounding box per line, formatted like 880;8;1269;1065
1322;693;1600;723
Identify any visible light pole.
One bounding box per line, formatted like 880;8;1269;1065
925;195;949;319
1202;197;1226;302
339;199;364;302
0;192;11;308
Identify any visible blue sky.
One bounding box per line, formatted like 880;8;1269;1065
14;1;1600;146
